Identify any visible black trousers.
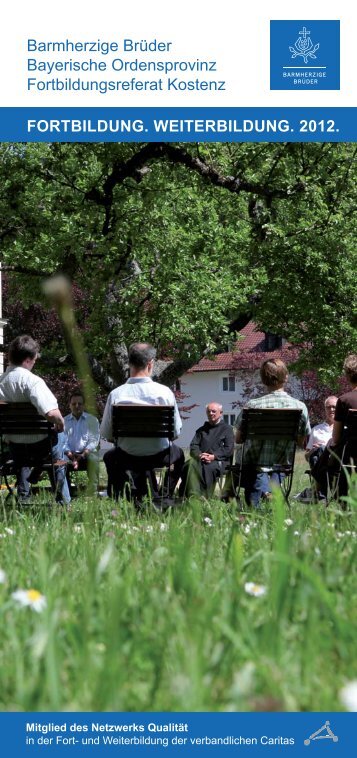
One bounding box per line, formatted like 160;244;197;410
8;438;69;503
311;445;339;496
178;458;223;497
66;454;99;493
312;443;356;498
103;444;185;499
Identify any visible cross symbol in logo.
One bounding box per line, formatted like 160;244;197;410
299;26;311;38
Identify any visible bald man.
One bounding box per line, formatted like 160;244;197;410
305;396;338;468
179;403;234;498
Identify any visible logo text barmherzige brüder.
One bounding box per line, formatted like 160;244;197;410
270;20;340;90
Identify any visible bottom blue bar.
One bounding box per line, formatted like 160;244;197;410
0;712;354;756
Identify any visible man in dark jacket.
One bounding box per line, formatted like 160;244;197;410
179;402;234;497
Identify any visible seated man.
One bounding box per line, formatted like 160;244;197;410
100;342;184;500
295;396;337;502
179;402;234;498
63;390;100;493
313;354;357;500
234;358;311;508
332;355;357;498
0;335;70;504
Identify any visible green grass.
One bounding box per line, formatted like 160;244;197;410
0;456;356;712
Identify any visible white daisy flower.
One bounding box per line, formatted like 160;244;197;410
284;518;293;526
340;680;357;712
12;589;47;612
0;568;7;584
244;582;267;597
204;517;213;527
120;523;139;532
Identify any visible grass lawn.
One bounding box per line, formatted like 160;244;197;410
0;454;356;712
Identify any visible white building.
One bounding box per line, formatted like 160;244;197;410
177;322;301;447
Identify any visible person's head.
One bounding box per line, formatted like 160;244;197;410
206;402;223;425
324;395;338;424
69;391;85;419
8;335;40;369
128;342;157;376
343;354;357;387
260;358;288;389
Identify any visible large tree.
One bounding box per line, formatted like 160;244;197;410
1;142;356;389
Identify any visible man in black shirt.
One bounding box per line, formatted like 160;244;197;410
179;402;234;497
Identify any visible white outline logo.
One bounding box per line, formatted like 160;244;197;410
304;720;339;746
289;26;320;64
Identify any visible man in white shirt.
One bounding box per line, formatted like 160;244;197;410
0;335;70;503
63;390;100;492
100;342;184;500
295;395;337;503
305;396;338;467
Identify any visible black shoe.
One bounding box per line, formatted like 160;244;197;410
293;488;315;503
27;467;42;485
152;496;177;512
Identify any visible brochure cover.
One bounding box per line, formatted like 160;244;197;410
0;1;356;755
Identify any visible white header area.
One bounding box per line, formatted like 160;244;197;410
1;0;354;107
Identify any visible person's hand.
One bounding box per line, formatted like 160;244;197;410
200;452;215;463
305;444;320;460
76;451;88;461
46;408;64;432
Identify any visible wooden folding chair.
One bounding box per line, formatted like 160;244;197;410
229;407;302;506
112;404;175;501
329;409;357;501
0;403;57;503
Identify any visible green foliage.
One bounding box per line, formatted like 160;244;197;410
0;142;356;377
0;466;356;711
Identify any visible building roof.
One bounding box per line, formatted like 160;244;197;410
188;322;298;373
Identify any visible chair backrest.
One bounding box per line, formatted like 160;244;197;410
344;409;357;440
240;408;302;442
342;409;357;464
112;404;175;444
0;402;54;436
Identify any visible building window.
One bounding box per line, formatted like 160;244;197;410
264;332;283;351
222;376;235;392
223;413;236;426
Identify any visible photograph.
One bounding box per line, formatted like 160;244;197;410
0;140;356;716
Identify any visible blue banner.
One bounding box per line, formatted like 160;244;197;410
0;108;355;142
0;712;355;756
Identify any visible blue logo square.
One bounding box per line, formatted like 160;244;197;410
270;20;340;90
